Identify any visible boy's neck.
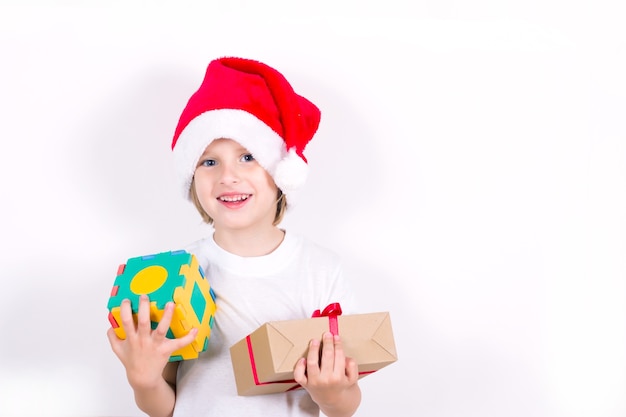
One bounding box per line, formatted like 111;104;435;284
213;226;285;257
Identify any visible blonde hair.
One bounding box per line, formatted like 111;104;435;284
189;178;287;226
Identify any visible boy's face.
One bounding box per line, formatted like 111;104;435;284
193;138;279;232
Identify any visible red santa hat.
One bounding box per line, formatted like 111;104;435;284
171;57;321;202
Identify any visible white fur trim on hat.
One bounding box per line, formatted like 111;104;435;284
173;108;289;199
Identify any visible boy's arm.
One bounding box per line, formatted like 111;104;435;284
132;362;179;417
131;362;179;417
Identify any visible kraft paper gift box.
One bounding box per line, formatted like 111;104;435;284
230;304;398;396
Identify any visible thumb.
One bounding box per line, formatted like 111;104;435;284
169;327;199;352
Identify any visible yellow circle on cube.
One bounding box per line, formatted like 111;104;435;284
130;265;168;294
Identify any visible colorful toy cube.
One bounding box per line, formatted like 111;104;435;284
107;250;217;361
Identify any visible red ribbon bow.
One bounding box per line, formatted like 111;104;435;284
311;302;342;335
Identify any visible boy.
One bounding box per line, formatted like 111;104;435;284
107;57;361;417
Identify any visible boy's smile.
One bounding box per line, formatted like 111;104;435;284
217;192;252;207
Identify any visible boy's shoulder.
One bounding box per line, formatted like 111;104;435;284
183;235;212;253
291;232;342;262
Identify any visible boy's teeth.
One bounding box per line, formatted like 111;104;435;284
220;194;249;202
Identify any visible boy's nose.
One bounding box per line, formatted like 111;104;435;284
218;164;240;184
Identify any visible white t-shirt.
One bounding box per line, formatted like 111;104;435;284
172;230;356;417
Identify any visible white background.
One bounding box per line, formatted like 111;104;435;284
0;1;624;416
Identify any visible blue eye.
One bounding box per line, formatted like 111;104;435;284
200;159;216;167
242;154;255;162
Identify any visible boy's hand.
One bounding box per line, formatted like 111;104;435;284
106;294;197;389
293;332;360;416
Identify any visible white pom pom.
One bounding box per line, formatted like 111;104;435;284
274;149;309;193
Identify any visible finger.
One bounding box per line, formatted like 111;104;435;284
305;338;321;378
319;332;335;373
345;357;359;384
106;327;123;359
153;302;174;339
293;358;308;385
331;334;346;374
136;294;152;338
106;327;120;347
119;299;136;337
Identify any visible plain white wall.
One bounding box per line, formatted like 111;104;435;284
0;1;624;416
